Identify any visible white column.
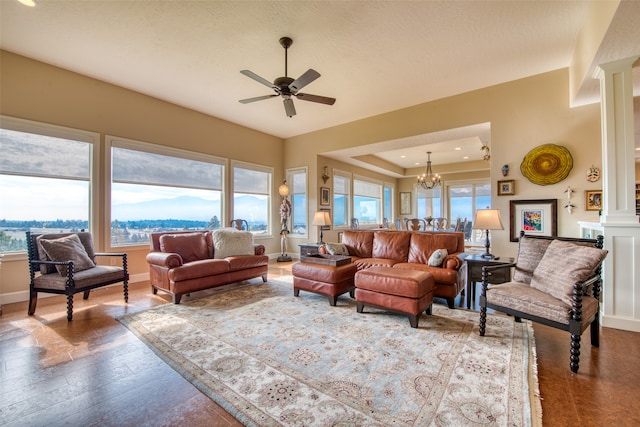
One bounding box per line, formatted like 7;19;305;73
593;57;640;332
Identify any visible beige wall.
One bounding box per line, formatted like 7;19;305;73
0;50;284;299
286;68;603;258
0;50;606;303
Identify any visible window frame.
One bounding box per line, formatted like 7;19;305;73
230;160;274;239
0;115;99;254
445;179;491;245
106;135;227;250
353;174;383;226
332;169;352;230
286;166;308;239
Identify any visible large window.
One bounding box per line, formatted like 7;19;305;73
1;117;96;253
448;181;491;243
417;188;442;219
288;168;307;236
383;183;394;222
232;162;272;235
333;170;351;228
109;137;225;246
353;176;382;226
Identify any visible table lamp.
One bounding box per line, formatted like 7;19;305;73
472;209;504;259
312;211;331;244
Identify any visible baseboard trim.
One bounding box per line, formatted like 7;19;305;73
0;272;149;305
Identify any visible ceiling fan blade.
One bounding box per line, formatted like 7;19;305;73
238;94;278;104
240;70;277;90
289;69;321;93
283;98;296;117
295;92;336;105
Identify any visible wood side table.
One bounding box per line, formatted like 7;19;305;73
464;254;515;309
299;243;322;257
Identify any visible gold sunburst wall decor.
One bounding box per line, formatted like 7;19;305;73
520;143;573;185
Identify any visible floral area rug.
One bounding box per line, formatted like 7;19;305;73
118;277;541;427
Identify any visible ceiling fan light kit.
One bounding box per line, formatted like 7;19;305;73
239;37;336;118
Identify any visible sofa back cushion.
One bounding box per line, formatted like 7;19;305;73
530;239;607;307
212;229;255;259
372;231;411;262
36;232;96;275
408;233;461;264
341;230;374;258
160;232;213;263
513;236;552;284
38;233;96;276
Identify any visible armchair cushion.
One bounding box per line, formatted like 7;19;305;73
512;236;552;284
159;232;212;263
487;281;599;325
38;233;95;276
530;240;608;306
212;229;254;259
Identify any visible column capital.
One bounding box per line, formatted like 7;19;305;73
593;56;639;79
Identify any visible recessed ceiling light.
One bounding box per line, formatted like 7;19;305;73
400;155;406;158
463;156;469;159
414;162;420;165
454;147;461;151
18;0;37;6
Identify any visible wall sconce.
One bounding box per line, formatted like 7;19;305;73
501;164;509;176
321;166;329;184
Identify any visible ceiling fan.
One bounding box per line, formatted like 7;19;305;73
239;37;336;118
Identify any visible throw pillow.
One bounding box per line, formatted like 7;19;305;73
530;239;608;307
428;248;448;267
513;236;552;284
212;229;254;259
325;242;349;256
38;233;96;276
160;232;212;263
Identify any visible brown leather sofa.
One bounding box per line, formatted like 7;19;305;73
146;230;268;303
320;230;466;308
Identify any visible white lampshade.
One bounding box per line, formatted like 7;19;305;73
473;209;504;230
312;211;331;226
278;180;289;197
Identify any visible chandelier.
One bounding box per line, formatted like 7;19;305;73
416;151;441;190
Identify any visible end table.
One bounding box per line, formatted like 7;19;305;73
464;254;515;309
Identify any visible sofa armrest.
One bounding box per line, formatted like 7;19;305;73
442;254;463;270
253;244;266;256
146;252;183;268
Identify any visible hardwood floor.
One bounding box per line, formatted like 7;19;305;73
1;261;638;426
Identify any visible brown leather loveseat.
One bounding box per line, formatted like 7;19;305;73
321;230;466;308
146;229;268;303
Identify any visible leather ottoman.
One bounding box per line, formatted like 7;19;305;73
292;261;358;306
355;266;434;328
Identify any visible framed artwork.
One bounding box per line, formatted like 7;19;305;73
497;180;515;196
320;187;330;206
585;190;602;211
320;208;331;230
509;199;557;242
400;192;411;215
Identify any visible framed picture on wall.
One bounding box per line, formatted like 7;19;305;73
585;190;602;211
497;180;515;196
509;199;557;242
320;187;330;206
400;192;411;215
